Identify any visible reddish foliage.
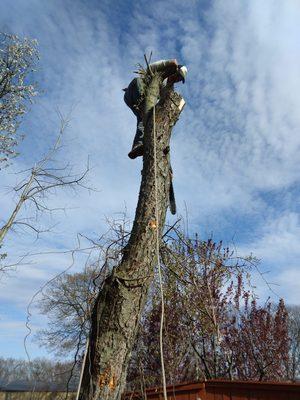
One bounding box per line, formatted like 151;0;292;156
127;231;290;388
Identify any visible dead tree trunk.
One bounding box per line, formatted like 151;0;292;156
78;77;185;400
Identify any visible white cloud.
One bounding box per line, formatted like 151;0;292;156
0;0;300;357
237;212;300;303
275;268;300;304
241;212;300;264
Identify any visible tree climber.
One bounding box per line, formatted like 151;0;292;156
123;59;187;159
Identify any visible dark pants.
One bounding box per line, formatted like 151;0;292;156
124;78;145;148
130;110;144;147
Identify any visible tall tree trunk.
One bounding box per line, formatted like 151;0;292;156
79;76;185;400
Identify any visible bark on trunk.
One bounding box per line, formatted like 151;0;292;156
78;78;185;400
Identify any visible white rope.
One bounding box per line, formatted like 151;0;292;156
75;338;89;400
152;105;168;400
76;101;168;400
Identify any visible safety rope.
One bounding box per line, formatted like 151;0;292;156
76;101;168;400
75;338;89;400
152;105;168;400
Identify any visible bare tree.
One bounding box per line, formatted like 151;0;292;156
35;220;130;358
78;67;185;399
0;357;80;388
0;113;90;281
0;114;89;247
0;32;38;166
36;264;104;357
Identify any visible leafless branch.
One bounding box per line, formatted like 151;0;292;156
0;113;91;245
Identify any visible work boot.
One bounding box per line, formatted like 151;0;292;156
128;143;144;159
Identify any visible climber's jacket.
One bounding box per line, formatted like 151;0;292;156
123;59;187;157
123;59;185;114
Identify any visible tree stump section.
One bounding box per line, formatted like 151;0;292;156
79;81;185;400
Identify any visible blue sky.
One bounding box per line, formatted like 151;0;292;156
0;0;300;359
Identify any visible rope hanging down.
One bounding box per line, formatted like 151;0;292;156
75;105;169;400
152;104;168;400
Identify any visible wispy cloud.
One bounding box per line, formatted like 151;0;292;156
0;0;299;357
238;212;300;302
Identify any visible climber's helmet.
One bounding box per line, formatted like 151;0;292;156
178;65;188;84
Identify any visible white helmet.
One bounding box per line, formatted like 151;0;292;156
178;65;188;83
